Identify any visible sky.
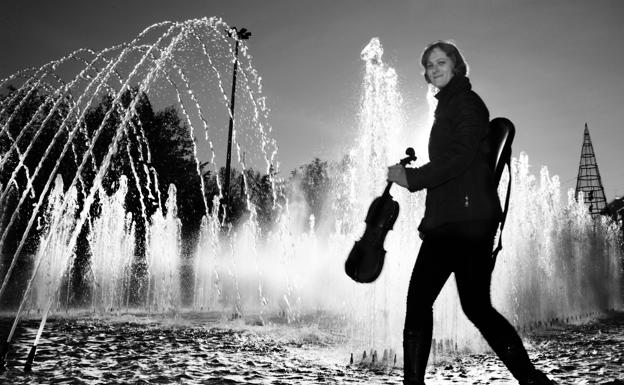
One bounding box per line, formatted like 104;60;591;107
1;0;623;200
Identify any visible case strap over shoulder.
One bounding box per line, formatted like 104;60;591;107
488;117;515;265
492;159;511;262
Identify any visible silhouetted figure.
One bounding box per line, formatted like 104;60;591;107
387;40;555;385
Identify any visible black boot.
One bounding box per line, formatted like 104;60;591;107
403;329;430;385
520;369;556;385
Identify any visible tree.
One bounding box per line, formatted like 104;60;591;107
0;85;76;307
81;88;206;305
202;165;283;235
290;157;331;229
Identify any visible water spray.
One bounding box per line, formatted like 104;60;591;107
23;298;53;373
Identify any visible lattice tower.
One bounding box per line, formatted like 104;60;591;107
575;123;607;218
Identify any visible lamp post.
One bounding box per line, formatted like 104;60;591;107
222;26;251;221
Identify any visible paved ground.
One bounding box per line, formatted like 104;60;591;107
407;311;624;384
1;311;623;384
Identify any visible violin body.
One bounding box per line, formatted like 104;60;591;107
345;192;399;283
345;148;416;283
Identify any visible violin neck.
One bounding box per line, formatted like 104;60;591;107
382;182;393;197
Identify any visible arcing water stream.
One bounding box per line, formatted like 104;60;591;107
0;19;622;378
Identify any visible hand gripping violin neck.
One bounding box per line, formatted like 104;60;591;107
345;147;417;283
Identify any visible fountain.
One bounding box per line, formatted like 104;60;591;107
0;17;622;381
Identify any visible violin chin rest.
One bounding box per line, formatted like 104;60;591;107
344;239;386;283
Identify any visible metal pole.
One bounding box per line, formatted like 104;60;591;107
221;27;250;222
222;38;240;217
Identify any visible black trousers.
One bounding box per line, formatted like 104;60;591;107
405;220;535;381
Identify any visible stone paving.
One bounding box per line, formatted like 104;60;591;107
0;311;622;384
406;311;624;384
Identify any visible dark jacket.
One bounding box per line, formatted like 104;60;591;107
405;75;502;233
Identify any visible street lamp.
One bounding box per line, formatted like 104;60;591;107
222;26;251;222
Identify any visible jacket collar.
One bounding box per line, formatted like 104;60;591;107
434;75;471;102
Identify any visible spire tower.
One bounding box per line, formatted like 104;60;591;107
575;123;607;217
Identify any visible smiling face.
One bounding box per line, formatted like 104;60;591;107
425;48;455;89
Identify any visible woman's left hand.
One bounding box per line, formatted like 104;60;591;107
387;164;409;189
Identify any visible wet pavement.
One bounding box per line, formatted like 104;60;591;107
0;311;622;384
422;312;624;384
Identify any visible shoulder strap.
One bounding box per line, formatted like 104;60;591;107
489;117;515;267
492;158;511;262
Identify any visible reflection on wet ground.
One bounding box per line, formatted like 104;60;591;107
1;311;623;384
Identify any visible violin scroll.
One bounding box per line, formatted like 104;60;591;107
400;147;417;167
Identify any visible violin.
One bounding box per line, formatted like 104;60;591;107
345;147;417;283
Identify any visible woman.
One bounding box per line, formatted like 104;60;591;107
387;41;554;385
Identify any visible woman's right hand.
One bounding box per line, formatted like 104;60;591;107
387;164;409;189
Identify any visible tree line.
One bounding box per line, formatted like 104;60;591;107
0;85;335;307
